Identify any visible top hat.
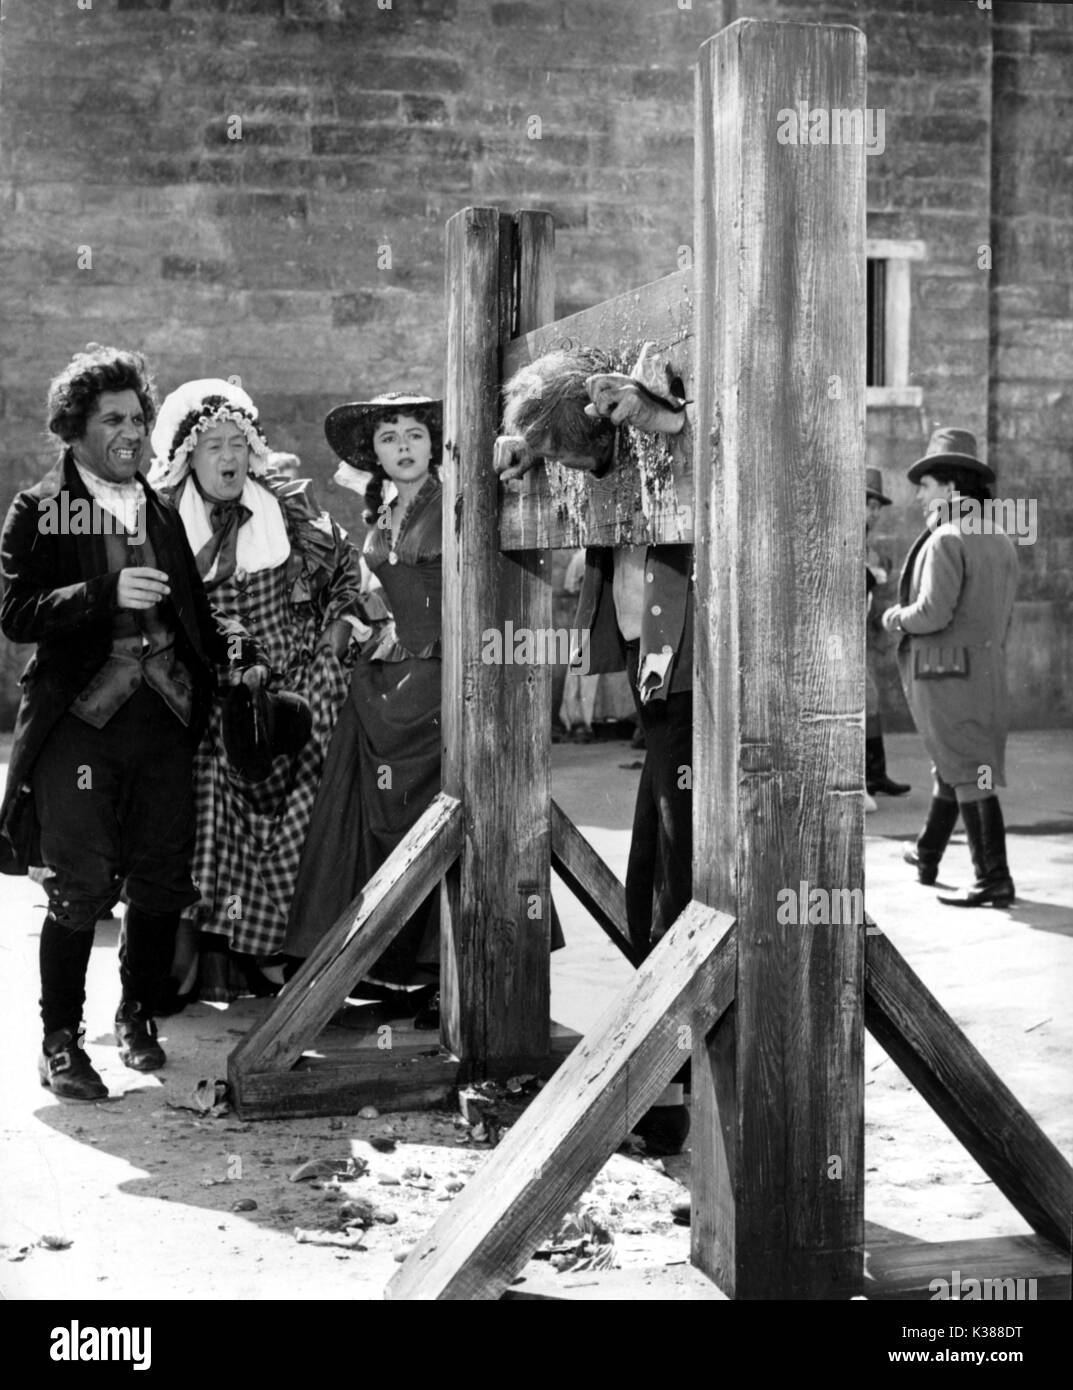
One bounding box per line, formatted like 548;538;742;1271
222;685;313;782
324;393;443;475
865;467;891;506
907;427;994;485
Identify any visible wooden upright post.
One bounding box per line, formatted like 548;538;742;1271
691;19;868;1298
440;208;556;1072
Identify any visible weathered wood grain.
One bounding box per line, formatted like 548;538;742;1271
549;798;638;965
691;18;868;1299
387;901;736;1301
498;271;695;551
865;930;1073;1251
440;208;554;1069
227;793;462;1078
864;1234;1071;1301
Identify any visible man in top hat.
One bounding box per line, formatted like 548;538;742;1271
0;345;264;1099
881;427;1019;907
864;467;910;800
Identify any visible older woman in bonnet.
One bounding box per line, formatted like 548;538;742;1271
147;379;381;1004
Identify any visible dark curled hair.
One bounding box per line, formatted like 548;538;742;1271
358;401;443;527
47;343;157;442
921;463;993;504
500;346;617;458
168;396;268;462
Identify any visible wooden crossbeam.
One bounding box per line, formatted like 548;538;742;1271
387;901;736;1301
549;799;638;966
865;929;1073;1251
227;793;463;1079
502;269;693;381
498;269;694;552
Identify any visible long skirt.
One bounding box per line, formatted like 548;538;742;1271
188;644;348;960
285;654;441;981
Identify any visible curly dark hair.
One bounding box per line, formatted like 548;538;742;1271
500;346;617;459
46;343;157;443
357;399;443;527
919;463;993;504
168;396;268;462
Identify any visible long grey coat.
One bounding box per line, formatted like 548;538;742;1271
891;517;1018;787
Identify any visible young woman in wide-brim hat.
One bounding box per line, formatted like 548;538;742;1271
283;393;447;1020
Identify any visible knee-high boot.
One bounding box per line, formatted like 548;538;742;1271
38;911;108;1100
115;906;179;1071
902;796;960;885
938;798;1015;908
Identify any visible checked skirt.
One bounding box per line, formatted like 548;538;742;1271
185;563;349;958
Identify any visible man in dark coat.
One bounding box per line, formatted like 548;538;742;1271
882;427;1019;907
0;345;263;1099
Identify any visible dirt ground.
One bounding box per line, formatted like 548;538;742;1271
1;730;1070;1302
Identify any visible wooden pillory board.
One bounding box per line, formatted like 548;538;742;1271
229;20;1073;1300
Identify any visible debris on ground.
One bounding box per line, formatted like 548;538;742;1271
294;1227;366;1250
289;1156;369;1183
339;1199;398;1227
37;1233;74;1251
535;1210;616;1273
165;1080;230;1118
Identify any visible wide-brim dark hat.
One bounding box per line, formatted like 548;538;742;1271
865;466;891;506
324;393;443;472
907;427;995;485
222;685;313;782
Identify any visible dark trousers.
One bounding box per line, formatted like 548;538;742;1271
624;643;693;959
32;685;198;1033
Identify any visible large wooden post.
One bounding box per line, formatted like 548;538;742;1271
691;19;868;1298
440;208;555;1073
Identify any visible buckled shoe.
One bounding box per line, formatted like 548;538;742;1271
39;1026;108;1101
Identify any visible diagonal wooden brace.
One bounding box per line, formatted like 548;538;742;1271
228;793;463;1077
387;901;736;1301
550;799;639;966
865;928;1073;1250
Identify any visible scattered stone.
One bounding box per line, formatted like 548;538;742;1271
369;1135;396;1153
358;1105;379;1120
232;1199;257;1212
377;1174;401;1186
444;1179;464;1194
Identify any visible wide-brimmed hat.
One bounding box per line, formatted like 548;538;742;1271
324;393;443;475
222;685;313;783
865;467;891;506
907;427;994;485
